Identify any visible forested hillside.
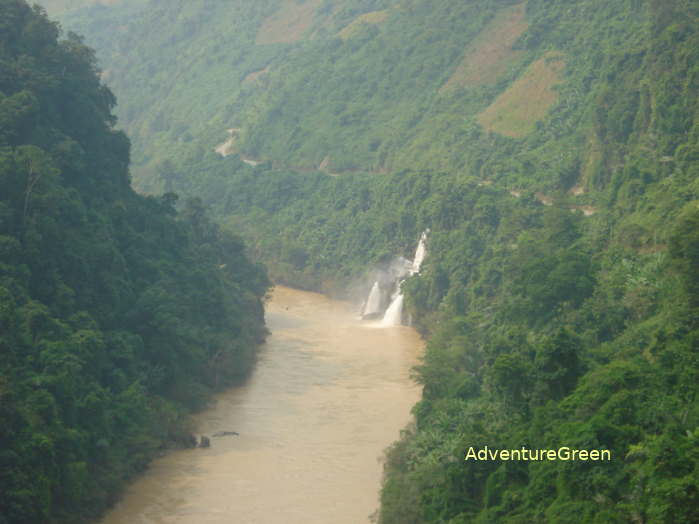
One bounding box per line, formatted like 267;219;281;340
31;0;127;18
44;0;699;522
0;2;268;523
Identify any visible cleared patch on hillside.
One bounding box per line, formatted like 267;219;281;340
243;65;271;85
338;9;390;40
535;192;553;206
256;0;322;45
441;3;528;91
214;128;240;157
477;53;566;138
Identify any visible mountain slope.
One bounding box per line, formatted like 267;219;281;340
0;2;268;522
55;0;697;194
44;0;699;522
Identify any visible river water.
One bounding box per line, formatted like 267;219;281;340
99;286;423;524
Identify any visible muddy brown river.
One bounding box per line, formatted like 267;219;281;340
99;286;423;524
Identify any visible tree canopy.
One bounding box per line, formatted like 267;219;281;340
0;2;268;522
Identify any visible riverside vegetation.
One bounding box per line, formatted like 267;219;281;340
19;0;699;522
0;2;269;522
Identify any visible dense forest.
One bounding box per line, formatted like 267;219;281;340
0;1;269;522
19;0;699;522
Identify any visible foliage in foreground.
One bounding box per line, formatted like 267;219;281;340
0;2;268;522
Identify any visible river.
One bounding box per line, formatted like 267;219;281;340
99;286;423;524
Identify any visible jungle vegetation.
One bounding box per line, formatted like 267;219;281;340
0;2;269;522
20;0;699;522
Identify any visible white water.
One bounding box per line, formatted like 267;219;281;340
362;281;382;317
389;256;413;282
98;286;422;524
381;293;404;326
378;231;428;326
411;232;428;274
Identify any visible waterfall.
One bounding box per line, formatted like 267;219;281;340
411;232;428;274
367;230;428;326
381;293;404;326
362;281;383;318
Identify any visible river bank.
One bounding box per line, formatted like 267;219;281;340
99;286;423;524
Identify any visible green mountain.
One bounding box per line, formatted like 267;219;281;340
0;2;268;522
29;0;699;522
30;0;128;18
